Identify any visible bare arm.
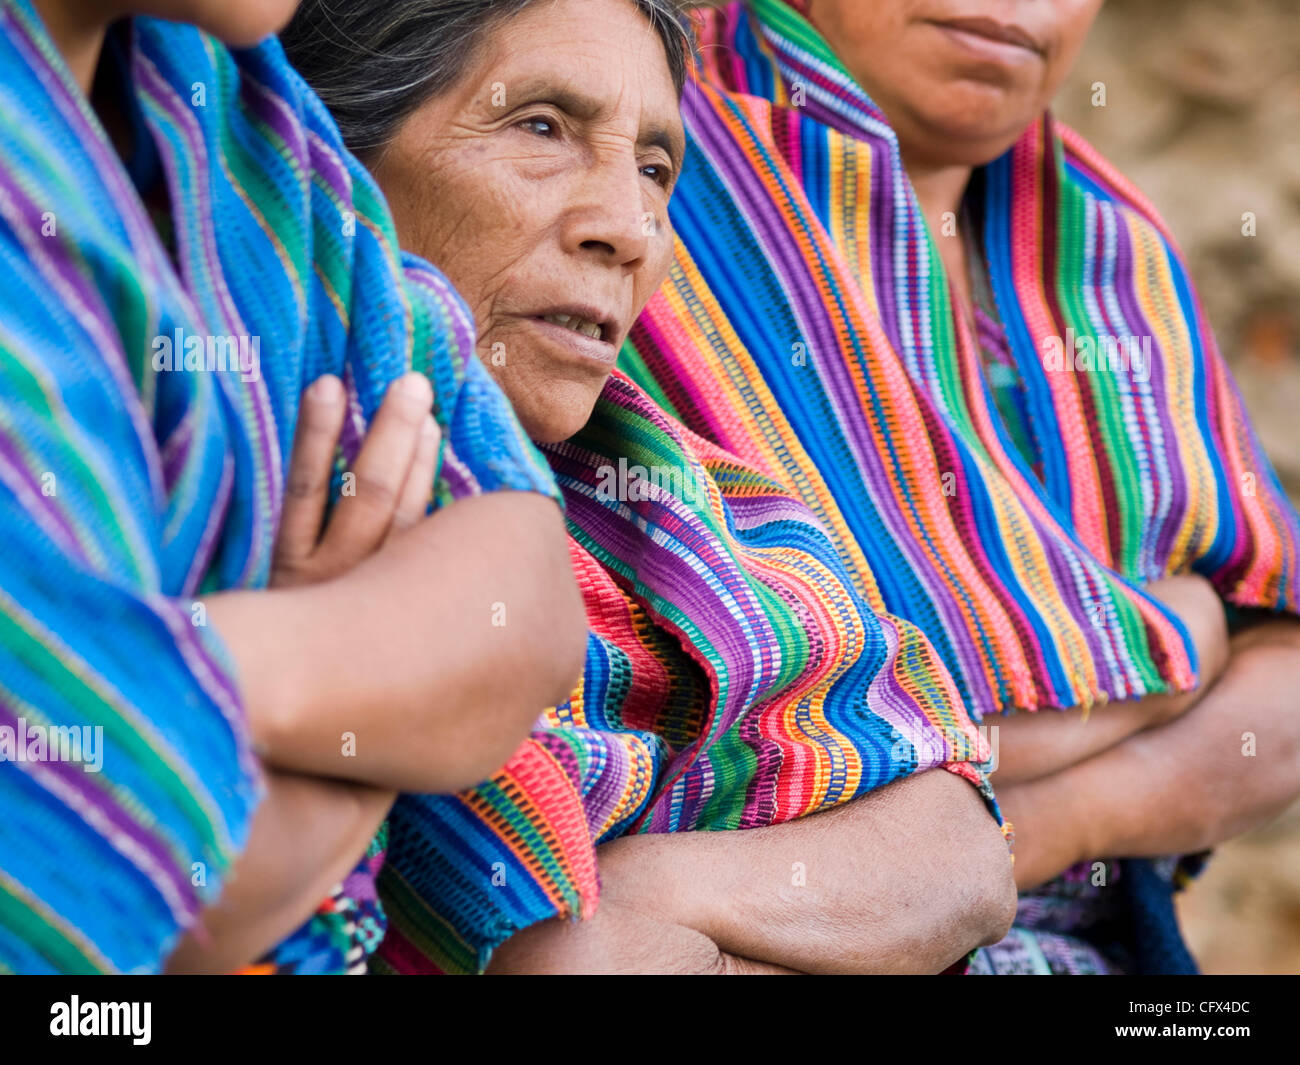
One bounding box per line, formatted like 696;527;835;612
999;622;1300;890
207;491;583;793
489;770;1016;975
205;374;587;794
992;574;1229;786
166;772;396;974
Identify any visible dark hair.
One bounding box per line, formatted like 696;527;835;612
281;0;690;158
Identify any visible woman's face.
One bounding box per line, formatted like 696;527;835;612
806;0;1103;168
373;0;684;444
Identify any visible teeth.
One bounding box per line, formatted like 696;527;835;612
544;314;603;340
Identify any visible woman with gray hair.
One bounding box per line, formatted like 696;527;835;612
282;0;1020;975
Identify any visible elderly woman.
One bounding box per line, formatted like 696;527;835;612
607;0;1300;974
299;0;1300;975
283;0;1022;975
0;0;587;974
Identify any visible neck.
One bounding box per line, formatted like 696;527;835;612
904;156;973;241
905;155;976;313
32;0;122;96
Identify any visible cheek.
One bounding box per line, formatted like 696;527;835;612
409;157;539;305
634;230;677;311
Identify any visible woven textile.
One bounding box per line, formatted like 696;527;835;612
378;372;1003;973
622;0;1300;723
615;0;1300;973
0;1;557;974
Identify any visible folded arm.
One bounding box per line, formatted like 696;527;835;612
166;772;396;973
488;769;1016;975
998;617;1300;890
207;490;583;794
206;375;587;795
992;574;1230;786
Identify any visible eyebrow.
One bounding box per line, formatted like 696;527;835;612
507;79;685;165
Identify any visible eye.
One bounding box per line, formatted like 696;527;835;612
518;117;556;138
640;162;674;188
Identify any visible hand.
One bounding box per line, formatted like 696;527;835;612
485;900;797;975
1144;572;1230;711
272;373;441;588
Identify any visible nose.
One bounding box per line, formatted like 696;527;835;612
560;152;651;270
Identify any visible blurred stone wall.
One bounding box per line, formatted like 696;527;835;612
1055;0;1300;976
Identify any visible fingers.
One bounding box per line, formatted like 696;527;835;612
275;375;347;572
317;373;433;563
391;414;441;535
1146;574;1228;684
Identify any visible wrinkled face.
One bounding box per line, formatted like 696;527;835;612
806;0;1103;168
373;0;684;444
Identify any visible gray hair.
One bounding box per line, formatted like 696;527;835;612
281;0;691;158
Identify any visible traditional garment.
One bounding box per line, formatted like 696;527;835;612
0;1;556;974
613;0;1300;973
377;372;1004;974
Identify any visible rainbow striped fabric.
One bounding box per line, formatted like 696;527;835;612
616;0;1300;973
623;0;1300;720
378;372;1002;973
0;1;556;973
380;0;1300;976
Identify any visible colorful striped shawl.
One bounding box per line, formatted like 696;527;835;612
619;0;1300;722
378;372;1002;974
0;2;555;973
379;0;1300;975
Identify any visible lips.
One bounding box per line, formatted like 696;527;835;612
541;312;605;341
527;303;622;366
928;16;1044;56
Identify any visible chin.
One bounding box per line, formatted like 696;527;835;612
519;402;599;446
909;93;1040;165
191;0;299;45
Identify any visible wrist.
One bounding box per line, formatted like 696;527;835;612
597;834;715;935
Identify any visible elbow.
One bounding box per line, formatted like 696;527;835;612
436;531;587;794
964;818;1018;949
940;777;1017;952
974;845;1019;948
537;574;589;709
505;496;589;714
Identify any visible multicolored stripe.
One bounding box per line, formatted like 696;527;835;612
379;373;1002;973
621;0;1299;724
620;0;1300;974
0;2;556;973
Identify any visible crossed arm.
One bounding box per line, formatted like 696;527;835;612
168;375;586;972
489;574;1300;974
488;769;1018;975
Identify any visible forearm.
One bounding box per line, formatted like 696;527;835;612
208;491;586;792
486;898;799;975
597;770;1016;974
991;693;1196;786
166;771;395;974
993;573;1230;785
1000;633;1300;890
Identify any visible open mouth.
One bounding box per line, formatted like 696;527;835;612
540;312;607;343
528;305;621;367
